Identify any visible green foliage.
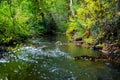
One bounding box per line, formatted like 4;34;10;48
0;0;119;45
66;16;83;41
0;0;69;45
0;0;31;44
84;37;94;44
66;0;118;43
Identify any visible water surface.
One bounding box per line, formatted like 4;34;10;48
0;35;120;80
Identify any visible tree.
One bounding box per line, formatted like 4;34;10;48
69;0;75;17
0;0;31;44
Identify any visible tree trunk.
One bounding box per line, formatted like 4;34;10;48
69;0;75;17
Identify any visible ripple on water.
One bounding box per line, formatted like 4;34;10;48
11;45;72;63
0;59;9;63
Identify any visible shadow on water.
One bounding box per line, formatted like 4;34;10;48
0;34;120;80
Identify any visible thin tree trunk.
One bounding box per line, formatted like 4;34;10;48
70;0;75;17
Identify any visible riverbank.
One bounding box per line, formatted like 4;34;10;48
63;36;119;64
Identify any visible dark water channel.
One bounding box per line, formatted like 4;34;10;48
0;35;120;80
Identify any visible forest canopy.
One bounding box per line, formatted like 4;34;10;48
0;0;120;45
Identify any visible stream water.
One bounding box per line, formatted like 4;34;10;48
0;34;120;80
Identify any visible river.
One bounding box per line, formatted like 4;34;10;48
0;34;120;80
